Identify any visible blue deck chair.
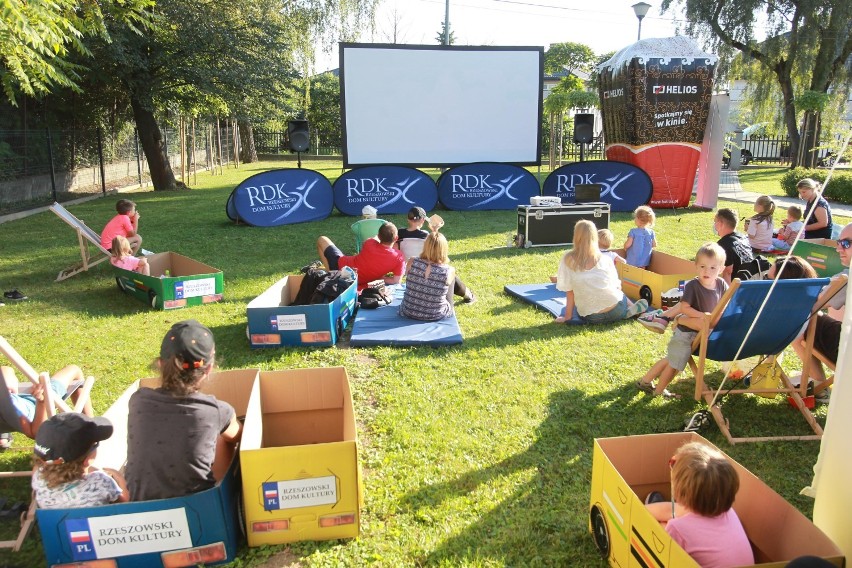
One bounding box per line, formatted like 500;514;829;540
686;277;833;444
351;218;387;253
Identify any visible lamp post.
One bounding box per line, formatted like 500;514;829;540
444;0;450;46
631;2;651;41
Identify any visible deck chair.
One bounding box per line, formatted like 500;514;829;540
351;218;387;253
49;202;112;281
687;277;834;444
800;274;848;397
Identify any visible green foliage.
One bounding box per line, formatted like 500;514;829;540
544;42;595;75
0;160;847;566
0;0;152;105
435;21;455;45
566;90;599;110
781;168;852;204
796;91;831;113
306;72;342;148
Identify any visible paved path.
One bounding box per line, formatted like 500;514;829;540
716;169;852;218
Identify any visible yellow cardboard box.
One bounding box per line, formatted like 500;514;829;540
240;367;361;545
589;433;844;567
615;249;695;309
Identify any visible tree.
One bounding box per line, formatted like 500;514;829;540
661;0;852;167
0;0;151;105
544;43;596;76
307;72;343;150
436;21;455;45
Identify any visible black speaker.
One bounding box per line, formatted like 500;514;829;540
287;119;310;152
573;114;595;144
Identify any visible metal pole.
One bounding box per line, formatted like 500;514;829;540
637;19;643;41
97;126;107;195
46;127;57;202
444;0;450;45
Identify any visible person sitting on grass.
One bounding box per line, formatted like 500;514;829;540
101;199;142;254
636;243;728;398
554;220;647;324
125;320;242;501
396;206;429;260
316;222;405;292
644;442;754;568
1;364;94;442
32;413;129;509
399;232;456;321
110;235;150;276
714;208;753;284
771;205;805;252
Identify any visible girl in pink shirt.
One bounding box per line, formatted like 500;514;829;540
111;236;150;275
646;442;754;568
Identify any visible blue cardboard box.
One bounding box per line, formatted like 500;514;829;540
36;369;258;568
246;274;357;347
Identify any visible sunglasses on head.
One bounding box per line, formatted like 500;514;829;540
837;238;852;250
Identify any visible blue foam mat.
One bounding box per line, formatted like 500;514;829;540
503;283;583;323
350;286;463;346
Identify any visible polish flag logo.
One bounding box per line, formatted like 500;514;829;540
264;488;278;499
70;530;91;543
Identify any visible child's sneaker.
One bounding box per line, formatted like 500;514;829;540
638;310;670;333
626;299;649;318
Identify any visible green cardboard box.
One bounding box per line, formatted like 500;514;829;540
113;251;223;310
792;239;843;277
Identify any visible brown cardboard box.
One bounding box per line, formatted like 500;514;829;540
615;249;695;309
589;433;844;567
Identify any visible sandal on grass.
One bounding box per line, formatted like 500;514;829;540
636;380;655;394
658;389;681;400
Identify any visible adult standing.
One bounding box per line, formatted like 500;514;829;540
798;178;834;239
554;220;647;324
714;208;754;284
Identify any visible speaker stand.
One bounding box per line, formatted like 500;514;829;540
297;151;302;169
579;143;586;162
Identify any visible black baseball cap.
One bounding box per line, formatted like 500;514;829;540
160;320;215;370
34;413;113;464
408;206;427;220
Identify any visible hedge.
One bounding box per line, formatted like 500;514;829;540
781;167;852;204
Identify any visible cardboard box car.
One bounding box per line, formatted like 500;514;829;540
615;249;694;309
240;367;361;545
36;369;258;568
792;239;844;278
589;432;844;567
246;274;357;347
113;252;223;310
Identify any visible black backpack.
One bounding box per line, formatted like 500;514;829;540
310;270;356;304
293;267;329;306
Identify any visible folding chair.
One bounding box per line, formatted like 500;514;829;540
799;274;848;397
49;202;112;281
687;277;834;444
351;218;387;253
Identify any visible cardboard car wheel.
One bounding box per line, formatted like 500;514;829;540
148;290;158;309
115;277;126;292
639;285;653;305
589;505;610;557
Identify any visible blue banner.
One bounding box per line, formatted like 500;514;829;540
333;166;437;216
226;189;238;221
232;169;334;227
436;163;540;210
542;161;652;212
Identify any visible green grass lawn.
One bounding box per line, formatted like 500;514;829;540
0;161;845;567
738;166;791;198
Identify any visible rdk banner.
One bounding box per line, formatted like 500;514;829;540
436;163;540;210
542;160;652;212
231;169;334;226
333;166;437;216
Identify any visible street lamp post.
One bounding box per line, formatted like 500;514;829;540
631;2;651;41
444;0;450;46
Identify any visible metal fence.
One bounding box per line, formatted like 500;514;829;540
0;122;239;214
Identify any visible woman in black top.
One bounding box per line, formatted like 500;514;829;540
797;178;833;239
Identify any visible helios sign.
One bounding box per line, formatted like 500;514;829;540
231;169;334;227
333;166;437;216
542;160;652;212
436;163;541;210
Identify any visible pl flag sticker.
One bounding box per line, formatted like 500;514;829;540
65;508;192;560
262;476;338;511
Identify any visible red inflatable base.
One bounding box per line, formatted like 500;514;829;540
606;143;700;209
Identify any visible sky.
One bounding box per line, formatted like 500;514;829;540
315;0;684;72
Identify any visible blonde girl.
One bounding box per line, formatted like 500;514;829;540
745;195;775;251
110;235;150;275
399;232;456;321
555;220;647;324
624;205;656;268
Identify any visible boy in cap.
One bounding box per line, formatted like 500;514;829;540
125;320;241;501
396;206;430;260
32;413;129;508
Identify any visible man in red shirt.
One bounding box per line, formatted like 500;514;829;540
316;222;405;291
101;199;142;253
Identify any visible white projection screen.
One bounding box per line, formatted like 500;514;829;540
340;44;543;168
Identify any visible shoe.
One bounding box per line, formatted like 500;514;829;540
3;289;27;301
463;290;477;304
814;386;831;405
636;380;655;394
300;260;323;274
638;310;670;333
627;299;649;318
659;389;681;400
645;491;666;505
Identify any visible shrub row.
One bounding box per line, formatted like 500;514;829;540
781;167;852;204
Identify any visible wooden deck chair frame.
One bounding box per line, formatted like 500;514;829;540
686;277;843;444
799;274;847;396
49;202;112;282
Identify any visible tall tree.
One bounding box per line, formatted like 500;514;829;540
0;0;151;105
436;21;455;45
661;0;852;167
544;43;596;76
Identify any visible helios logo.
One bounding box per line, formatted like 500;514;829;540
652;85;698;95
603;88;624;99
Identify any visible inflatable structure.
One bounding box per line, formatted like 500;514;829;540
597;37;718;208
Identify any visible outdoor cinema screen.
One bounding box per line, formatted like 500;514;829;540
340;44;543;168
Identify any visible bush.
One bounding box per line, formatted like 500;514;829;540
781;167;852;204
